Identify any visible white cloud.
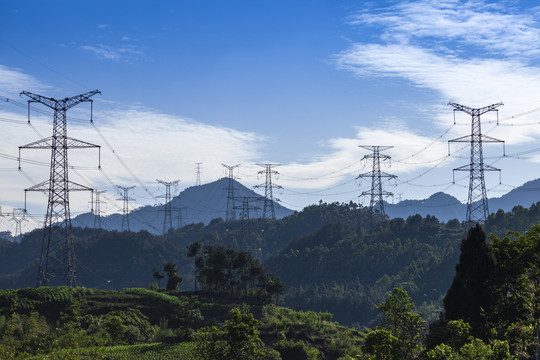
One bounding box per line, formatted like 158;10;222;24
338;1;540;146
278;125;449;190
0;65;48;97
350;0;540;57
81;44;143;63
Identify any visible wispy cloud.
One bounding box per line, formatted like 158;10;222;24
81;44;143;63
278;124;450;190
337;1;540;146
0;65;48;97
349;0;540;58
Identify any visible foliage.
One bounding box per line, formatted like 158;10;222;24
194;307;266;360
26;343;197;360
443;224;495;338
268;216;463;327
425;319;472;351
362;288;426;360
193;244;285;302
262;305;363;359
164;261;183;291
274;339;319;360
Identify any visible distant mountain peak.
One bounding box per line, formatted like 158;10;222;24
72;178;293;234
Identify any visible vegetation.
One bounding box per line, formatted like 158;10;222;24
0;286;363;359
192;244;285;302
0;201;539;358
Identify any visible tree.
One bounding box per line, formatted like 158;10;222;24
152;270;165;289
363;288;426;360
426;319;472;351
187;242;202;290
163;261;183;291
194;307;266;360
443;224;495;338
362;329;400;360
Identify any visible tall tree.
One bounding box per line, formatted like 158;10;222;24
443;224;495;338
187;242;202;290
164;261;183;291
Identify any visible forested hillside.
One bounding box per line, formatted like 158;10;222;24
1;201;540;329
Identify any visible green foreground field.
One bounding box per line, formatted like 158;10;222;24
27;342;197;360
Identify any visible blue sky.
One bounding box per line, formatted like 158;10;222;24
3;0;540;233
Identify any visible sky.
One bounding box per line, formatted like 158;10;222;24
3;0;540;234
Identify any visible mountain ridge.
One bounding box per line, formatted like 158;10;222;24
71;178;294;234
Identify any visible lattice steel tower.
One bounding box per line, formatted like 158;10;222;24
10;208;28;237
93;190;106;229
195;163;202;186
19;90;101;287
254;164;282;220
234;196;261;221
222;164;240;221
448;102;504;225
157;179;180;234
117;186;135;231
357;146;396;216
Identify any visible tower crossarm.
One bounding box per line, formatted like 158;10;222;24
452;164;500;172
359;145;393;152
448;102;503;115
448;134;473;144
21;90;100;111
156;179;180;187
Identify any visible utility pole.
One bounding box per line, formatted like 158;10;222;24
156;179;180;234
222;164;240;221
117;186;135;231
93;190;106;229
10;208;28;237
19;90;100;287
448;102;504;226
195;163;202;186
357;146;396;216
254;163;282;220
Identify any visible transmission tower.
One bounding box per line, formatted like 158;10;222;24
117;186;136;231
93;190;106;229
10;208;28;237
254;164;282;220
174;206;187;228
448;102;504;225
19;90;100;287
195;163;202;186
357;146;397;216
157;179;180;234
222;164;240;221
234;196;261;221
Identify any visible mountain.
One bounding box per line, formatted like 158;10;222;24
385;192;464;221
71;178;293;234
385;178;540;222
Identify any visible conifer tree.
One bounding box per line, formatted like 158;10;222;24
443;224;495;338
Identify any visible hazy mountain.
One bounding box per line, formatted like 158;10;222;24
70;177;540;232
386;178;540;222
385;192;465;221
72;178;293;234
